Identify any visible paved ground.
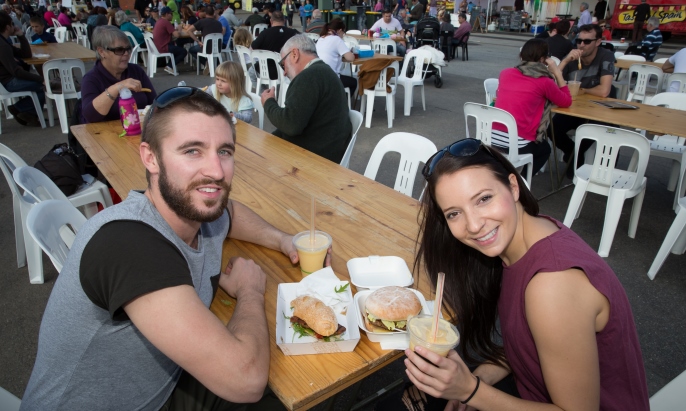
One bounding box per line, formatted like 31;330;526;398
1;16;685;409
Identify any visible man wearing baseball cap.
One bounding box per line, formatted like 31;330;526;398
153;6;186;75
245;6;264;28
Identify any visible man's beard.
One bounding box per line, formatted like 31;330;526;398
157;158;231;223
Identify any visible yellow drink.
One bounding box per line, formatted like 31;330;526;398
293;231;332;277
408;315;459;357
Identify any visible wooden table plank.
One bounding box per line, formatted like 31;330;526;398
615;59;664;70
71;119;432;411
27;42;96;65
551;93;686;137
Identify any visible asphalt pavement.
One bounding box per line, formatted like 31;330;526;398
0;16;685;410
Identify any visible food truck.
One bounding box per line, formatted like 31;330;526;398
611;0;686;38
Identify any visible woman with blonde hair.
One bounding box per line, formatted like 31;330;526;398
206;61;254;123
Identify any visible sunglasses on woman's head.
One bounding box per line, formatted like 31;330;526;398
575;38;597;45
422;138;495;179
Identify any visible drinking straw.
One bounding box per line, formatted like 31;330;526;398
310;196;316;246
430;272;446;343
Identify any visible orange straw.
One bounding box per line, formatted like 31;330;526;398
430;272;446;343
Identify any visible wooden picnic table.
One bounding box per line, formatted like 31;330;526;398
551;93;686;137
70;119;432;411
26;41;96;65
352;52;403;65
615;59;664;70
347;33;406;42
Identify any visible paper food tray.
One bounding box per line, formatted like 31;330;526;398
353;289;431;343
276;283;360;356
347;256;413;290
32;53;50;59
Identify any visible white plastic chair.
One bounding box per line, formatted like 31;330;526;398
304;32;320;42
340;110;363;169
73;22;89;48
0;81;47;132
371;38;396;56
248;92;264;130
0;387;20;411
27;199;87;272
252;23;268;38
197;33;224;77
42;58;84;134
144;33;177;78
484;78;498;105
647;197;686;280
396;49;431;116
614;51;625;60
343;35;359;50
614;56;646;98
252;49;285;104
563;125;650;258
649;369;686;409
359;65;396;128
666;73;686;93
626;63;664;103
549;56;560;65
124;31;147;67
51;17;62;28
363;132;437;198
346;30;362;35
643;92;686;210
235;45;254;92
463;102;534;188
54;26;67;43
654;57;669;64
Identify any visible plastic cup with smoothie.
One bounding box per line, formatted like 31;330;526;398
293;231;332;277
408;314;460;357
567;80;581;100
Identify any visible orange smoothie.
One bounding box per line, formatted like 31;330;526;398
293;231;332;277
408;315;459;357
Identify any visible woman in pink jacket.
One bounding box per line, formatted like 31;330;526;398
491;38;572;177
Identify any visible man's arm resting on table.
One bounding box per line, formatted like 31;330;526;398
124;277;269;403
581;74;612;97
662;60;675;73
228;199;297;262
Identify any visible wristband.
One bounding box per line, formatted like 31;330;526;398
105;87;116;101
460;376;480;405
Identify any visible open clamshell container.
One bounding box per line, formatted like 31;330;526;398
347;256;414;290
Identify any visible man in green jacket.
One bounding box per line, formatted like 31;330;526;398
261;35;352;163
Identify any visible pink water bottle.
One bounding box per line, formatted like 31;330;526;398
118;87;141;135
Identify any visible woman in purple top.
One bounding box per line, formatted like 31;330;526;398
400;140;649;410
80;26;156;124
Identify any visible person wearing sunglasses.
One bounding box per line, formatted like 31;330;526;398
552;23;615;177
22;87;313;410
80;25;156;124
261;34;353;163
392;138;649;411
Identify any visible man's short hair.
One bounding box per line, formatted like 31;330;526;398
252;7;259;12
581;2;589;9
556;19;571;35
205;6;215;16
459;13;466;20
578;23;602;39
647;16;660;27
382;8;392;14
142;89;235;184
0;11;12;33
281;34;317;56
271;10;285;22
312;9;322;19
29;15;45;25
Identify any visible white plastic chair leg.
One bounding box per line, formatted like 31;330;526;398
386;94;393;128
13;196;26;268
667;160;679;192
45;98;54;127
598;191;627;257
674;161;686;211
648;205;686;279
421;85;426;111
21;203;44;284
54;94;69;134
363;93;374;128
31;95;47;128
629;185;646;238
403;86;413;116
563;181;588;227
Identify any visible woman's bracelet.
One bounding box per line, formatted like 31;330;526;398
461;376;480;405
105;87;116;101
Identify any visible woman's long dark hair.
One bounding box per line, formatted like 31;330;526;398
319;17;345;37
414;143;539;368
520;38;549;63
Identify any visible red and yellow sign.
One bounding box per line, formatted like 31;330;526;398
617;4;686;24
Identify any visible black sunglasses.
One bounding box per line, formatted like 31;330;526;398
422;138;494;179
575;38;597;45
145;86;200;125
278;50;293;70
107;46;133;55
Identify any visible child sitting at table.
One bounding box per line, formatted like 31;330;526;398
29;15;57;43
206;61;254;123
